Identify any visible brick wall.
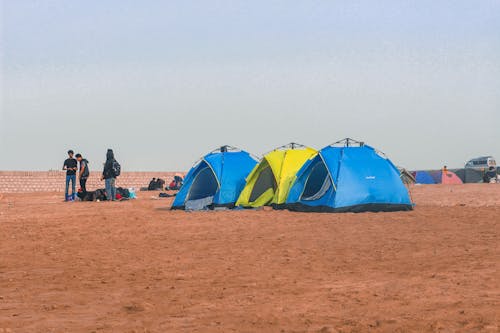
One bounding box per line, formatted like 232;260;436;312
0;171;185;193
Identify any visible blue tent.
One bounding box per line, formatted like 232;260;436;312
414;171;436;184
171;146;258;210
286;139;413;212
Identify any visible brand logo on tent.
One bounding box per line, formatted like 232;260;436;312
365;176;376;180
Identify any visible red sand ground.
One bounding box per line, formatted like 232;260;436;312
0;184;499;332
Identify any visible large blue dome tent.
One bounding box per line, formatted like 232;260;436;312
171;146;258;210
286;139;413;212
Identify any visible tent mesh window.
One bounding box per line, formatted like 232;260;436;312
249;165;277;202
187;165;219;201
301;161;332;201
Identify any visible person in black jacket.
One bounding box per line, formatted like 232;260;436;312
157;177;165;190
101;149;117;201
148;178;157;190
484;166;497;183
76;154;90;196
63;150;78;201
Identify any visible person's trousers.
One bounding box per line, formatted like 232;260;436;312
65;175;76;199
105;178;116;201
80;177;88;195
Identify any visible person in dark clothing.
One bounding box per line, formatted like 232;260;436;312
63;150;78;201
101;149;119;201
76;154;90;196
174;175;183;189
157;177;165;190
148;178;157;190
166;176;184;190
484;166;497;183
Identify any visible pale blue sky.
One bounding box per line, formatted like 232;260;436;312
1;0;499;171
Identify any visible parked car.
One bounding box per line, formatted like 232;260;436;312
464;156;496;170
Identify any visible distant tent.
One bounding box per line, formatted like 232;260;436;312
236;143;317;208
453;169;466;183
171;146;258;210
286;139;413;213
465;169;485;183
414;171;436;184
430;170;463;184
455;168;485;183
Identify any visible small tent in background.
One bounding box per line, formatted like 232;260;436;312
414;171;436;184
430;170;463;184
286;139;413;213
171;146;258;210
236;143;317;208
454;168;486;183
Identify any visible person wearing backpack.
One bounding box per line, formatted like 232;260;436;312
101;149;120;201
75;153;90;196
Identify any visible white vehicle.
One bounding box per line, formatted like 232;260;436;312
465;156;496;170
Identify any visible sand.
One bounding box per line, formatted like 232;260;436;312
0;184;499;332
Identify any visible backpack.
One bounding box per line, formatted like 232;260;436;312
79;191;95;202
116;187;130;198
112;160;121;177
94;189;107;201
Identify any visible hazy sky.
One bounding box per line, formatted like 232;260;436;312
1;0;499;171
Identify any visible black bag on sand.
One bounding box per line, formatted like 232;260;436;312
116;187;130;198
159;192;176;198
77;191;96;202
94;189;107;201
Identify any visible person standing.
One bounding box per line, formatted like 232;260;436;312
63;150;78;201
101;149;120;201
76;154;90;196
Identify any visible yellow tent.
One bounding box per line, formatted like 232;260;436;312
236;143;317;208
